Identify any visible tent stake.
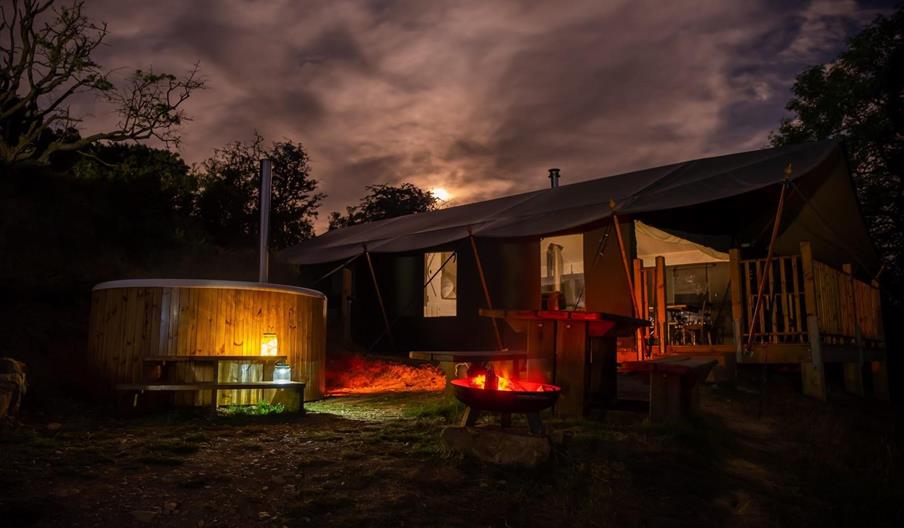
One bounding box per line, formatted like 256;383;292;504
365;250;397;354
609;200;641;318
469;234;505;351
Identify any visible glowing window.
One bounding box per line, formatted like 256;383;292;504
424;251;457;317
540;234;585;310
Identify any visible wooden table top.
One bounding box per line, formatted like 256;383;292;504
479;308;650;328
409;350;531;362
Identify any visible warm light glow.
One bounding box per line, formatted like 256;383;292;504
261;333;278;356
468;374;548;392
431;187;451;201
326;355;446;395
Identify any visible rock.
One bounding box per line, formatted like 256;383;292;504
164;501;179;512
131;510;160;523
442;426;551;466
258;511;271;520
271;475;286;485
46;422;62;432
0;358;26;421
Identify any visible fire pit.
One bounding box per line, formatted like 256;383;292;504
451;373;560;434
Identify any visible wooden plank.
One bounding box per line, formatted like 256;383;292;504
655;256;667;356
144;355;287;362
555;320;588;418
799;242;826;400
791;256;802;341
633;258;645;360
729;248;743;360
779;257;790;342
768;259;778;343
409;350;530;362
755;260;766;340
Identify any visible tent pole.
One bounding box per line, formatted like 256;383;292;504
312;252;362;286
469;233;505;351
746;164;792;354
365;250;397;354
609;200;641;318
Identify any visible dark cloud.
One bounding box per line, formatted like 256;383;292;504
74;0;895;231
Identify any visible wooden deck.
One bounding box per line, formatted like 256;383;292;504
628;241;888;400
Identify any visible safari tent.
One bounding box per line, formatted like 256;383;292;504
282;140;887;399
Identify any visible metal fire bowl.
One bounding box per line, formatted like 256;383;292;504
450;379;560;414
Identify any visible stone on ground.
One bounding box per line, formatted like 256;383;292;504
441;426;551;466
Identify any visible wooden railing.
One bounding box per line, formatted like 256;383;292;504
811;260;883;345
736;254;807;344
629;241;884;359
736;242;883;348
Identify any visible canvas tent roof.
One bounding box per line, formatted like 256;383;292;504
281;141;847;265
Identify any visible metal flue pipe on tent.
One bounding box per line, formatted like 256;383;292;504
548;168;560;188
259;159;272;282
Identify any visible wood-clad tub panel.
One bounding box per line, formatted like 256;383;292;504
88;280;326;402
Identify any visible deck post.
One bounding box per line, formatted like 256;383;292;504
633;258;645;360
729;249;744;365
655;256;667;357
841;263;865;396
800;242;827;400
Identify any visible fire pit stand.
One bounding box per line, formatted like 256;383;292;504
451;378;561;435
460;407;545;434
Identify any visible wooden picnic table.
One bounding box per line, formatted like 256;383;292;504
479;308;650;417
622;356;717;422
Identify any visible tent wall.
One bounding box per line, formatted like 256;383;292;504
775;151;878;277
583;219;636;317
340;238;539;354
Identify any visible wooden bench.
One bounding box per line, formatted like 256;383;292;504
116;381;306;411
116;355;303;412
621;356;717;423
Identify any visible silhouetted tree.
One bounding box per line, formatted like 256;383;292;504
0;0;203;166
195;133;324;249
329;183;438;230
770;6;903;295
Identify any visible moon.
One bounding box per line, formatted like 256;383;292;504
431;187;451;201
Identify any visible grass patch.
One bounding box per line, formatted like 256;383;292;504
219;401;286;416
401;397;463;421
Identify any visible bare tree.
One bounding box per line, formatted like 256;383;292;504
0;0;204;166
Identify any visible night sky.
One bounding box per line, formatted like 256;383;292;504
78;0;894;231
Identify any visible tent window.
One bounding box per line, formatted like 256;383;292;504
424;252;457;317
540;234;585;310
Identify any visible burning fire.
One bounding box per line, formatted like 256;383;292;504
467;374;549;392
326;355;446;395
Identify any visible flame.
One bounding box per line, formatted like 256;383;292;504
467;374;548;392
326;355;446;395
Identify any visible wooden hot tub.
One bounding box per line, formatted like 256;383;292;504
88;279;326;404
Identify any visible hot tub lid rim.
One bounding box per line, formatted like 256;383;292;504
92;278;326;299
